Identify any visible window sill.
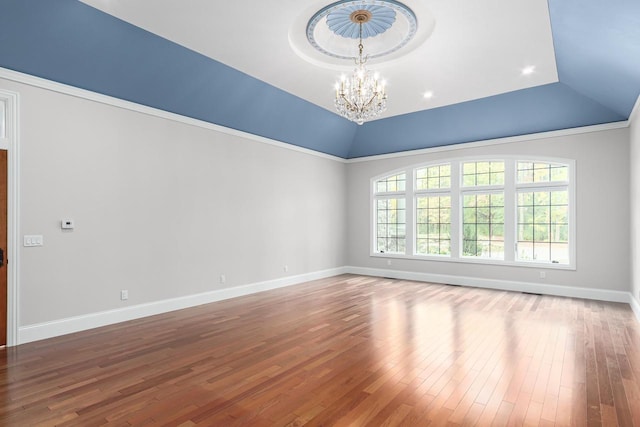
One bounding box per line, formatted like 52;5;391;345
369;252;576;270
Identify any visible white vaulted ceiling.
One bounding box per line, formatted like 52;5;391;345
79;0;559;120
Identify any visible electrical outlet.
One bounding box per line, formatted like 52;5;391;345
120;290;129;301
539;271;546;279
284;265;288;272
219;274;226;285
387;259;392;266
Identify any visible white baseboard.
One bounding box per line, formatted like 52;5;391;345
18;267;348;345
17;265;639;344
345;266;633;304
630;295;640;322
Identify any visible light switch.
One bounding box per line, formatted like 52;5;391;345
24;235;44;247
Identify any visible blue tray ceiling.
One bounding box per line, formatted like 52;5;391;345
0;0;638;159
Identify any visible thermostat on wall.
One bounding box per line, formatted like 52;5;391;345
61;219;75;230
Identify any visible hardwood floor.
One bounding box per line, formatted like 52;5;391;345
1;274;639;426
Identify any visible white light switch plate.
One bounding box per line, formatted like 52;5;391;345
24;235;44;247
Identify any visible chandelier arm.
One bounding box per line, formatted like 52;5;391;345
339;94;357;111
362;95;378;110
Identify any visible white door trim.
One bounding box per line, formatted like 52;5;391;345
0;89;20;346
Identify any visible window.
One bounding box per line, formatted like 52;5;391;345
416;195;451;256
460;161;505;259
462;192;504;259
517;161;568;184
516;161;570;263
462;161;504;187
376;172;406;193
415;164;451;256
371;157;574;268
374;173;406;254
416;164;450;190
375;198;406;253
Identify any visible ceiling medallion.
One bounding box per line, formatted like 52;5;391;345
306;0;417;60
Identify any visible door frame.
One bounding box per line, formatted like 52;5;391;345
0;89;20;347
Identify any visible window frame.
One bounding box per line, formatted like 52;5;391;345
459;159;506;261
514;160;574;266
369;156;576;269
371;170;409;256
414;162;453;257
460;189;506;260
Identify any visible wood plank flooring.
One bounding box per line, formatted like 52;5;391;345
1;274;639;426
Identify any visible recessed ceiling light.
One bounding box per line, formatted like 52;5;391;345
423;91;434;99
521;65;536;76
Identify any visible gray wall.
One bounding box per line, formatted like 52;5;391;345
1;75;637;332
631;106;640;305
1;79;347;326
347;128;631;292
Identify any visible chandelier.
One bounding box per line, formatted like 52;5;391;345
334;10;387;125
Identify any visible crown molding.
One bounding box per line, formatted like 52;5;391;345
345;120;629;163
0;67;347;163
1;67;635;165
630;92;640;123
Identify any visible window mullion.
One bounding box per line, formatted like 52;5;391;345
406;170;414;256
450;160;460;258
503;160;516;262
